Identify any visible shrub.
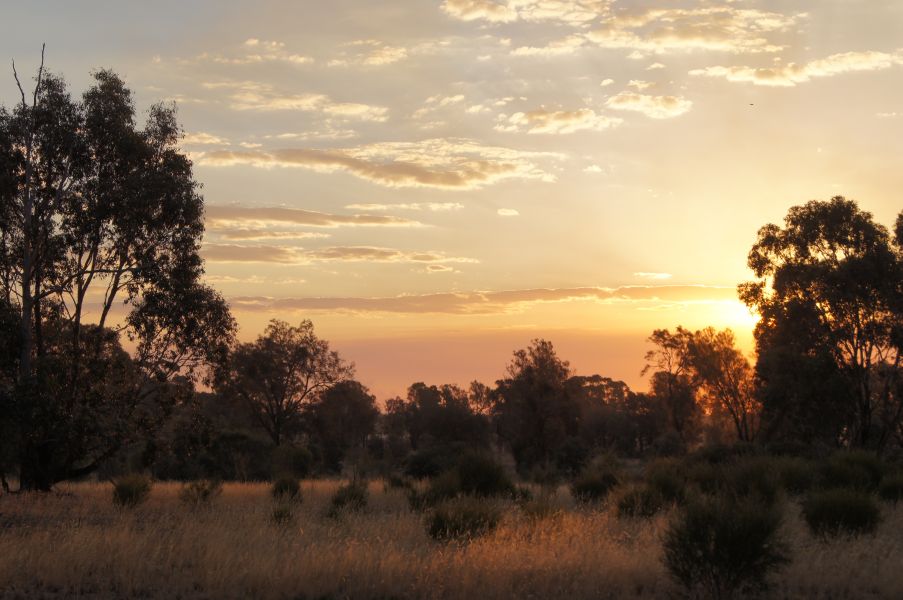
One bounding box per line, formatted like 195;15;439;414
723;457;781;505
645;459;686;504
384;473;411;490
617;485;665;519
329;482;368;514
179;479;223;506
821;451;886;492
455;452;514;498
878;473;903;504
271;503;294;525
519;496;560;521
112;474;152;508
803;489;881;537
663;494;789;598
404;444;464;479
571;467;619;504
512;485;534;504
271;445;313;479
427;497;501;541
271;476;301;502
774;457;817;496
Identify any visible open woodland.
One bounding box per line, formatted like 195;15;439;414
2;18;903;600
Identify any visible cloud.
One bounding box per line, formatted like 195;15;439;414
646;62;665;70
199;39;313;65
606;92;693;119
412;94;467;119
182;132;229;146
228;284;738;315
511;34;587;57
196;139;560;190
345;202;464;211
204;80;388;120
599;78;614;87
442;0;610;26
587;7;800;55
634;272;672;280
205;206;423;229
496;108;622;134
690;50;903;86
214;230;332;241
497;208;519;216
329;40;409;67
203;244;478;265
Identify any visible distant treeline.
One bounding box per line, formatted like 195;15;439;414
1;66;902;490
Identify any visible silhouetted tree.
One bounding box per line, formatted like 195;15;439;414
388;382;491;451
739;197;903;449
0;58;235;490
216;319;353;446
644;328;701;444
306;380;379;473
686;328;761;442
494;339;579;471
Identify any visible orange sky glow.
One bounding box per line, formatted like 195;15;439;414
4;0;901;399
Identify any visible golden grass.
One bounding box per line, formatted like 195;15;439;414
1;481;901;599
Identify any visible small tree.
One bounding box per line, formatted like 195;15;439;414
217;320;353;446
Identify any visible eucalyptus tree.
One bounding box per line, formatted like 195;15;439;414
739;197;903;448
0;52;235;490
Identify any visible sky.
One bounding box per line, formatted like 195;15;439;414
2;0;902;400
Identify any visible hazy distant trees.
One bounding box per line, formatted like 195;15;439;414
643;328;701;445
216;319;353;447
740;197;903;449
494;339;580;472
306;380;379;473
0;60;234;490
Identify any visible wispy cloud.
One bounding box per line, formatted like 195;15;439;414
203;244;478;265
495;108;621;134
497;208;519;216
690;50;903;86
196;139;560;190
606;92;693;119
229;284;737;315
205;206;423;230
329;40;409;67
345;202;464;212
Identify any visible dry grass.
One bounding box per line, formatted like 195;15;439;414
1;481;901;599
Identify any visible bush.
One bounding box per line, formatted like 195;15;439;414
271;476;301;502
571;465;620;504
179;479;223;506
878;473;903;504
271;445;313;479
821;451;886;492
409;470;461;510
774;457;817;496
427;497;501;541
645;459;686;504
329;482;368;514
112;474;152;508
455;452;514;498
802;489;881;537
404;444;464;479
519;496;560;521
617;485;665;519
663;494;789;598
271;503;294;525
723;457;781;505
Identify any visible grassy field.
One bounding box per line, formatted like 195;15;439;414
1;480;902;599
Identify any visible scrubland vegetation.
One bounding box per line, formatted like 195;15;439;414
3;447;903;599
2;64;903;599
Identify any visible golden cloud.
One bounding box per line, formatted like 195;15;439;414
606;92;692;118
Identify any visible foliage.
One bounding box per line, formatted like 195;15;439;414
306;381;378;473
802;489;881;537
663;494;789;598
216;320;353;447
271;445;313;480
427;497;502;541
0;65;235;490
454;452;515;498
271;476;301;502
271;503;294;526
328;482;368;516
404;443;466;479
178;479;222;506
571;463;620;504
616;484;666;519
820;451;887;492
112;474;153;508
878;473;903;504
739;197;903;448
